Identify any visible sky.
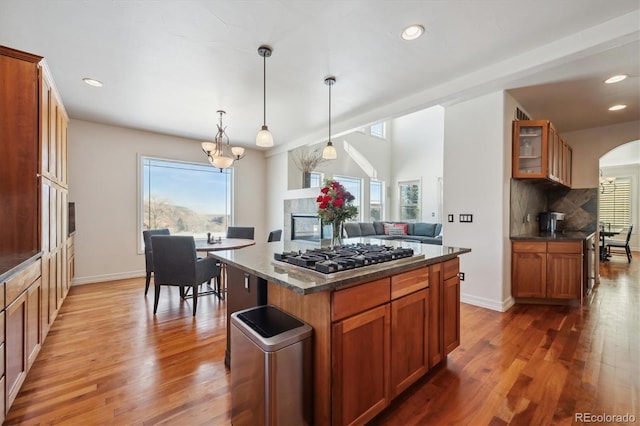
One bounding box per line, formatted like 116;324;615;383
143;158;231;215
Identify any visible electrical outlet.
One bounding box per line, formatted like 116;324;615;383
459;272;465;281
459;214;473;223
448;214;454;223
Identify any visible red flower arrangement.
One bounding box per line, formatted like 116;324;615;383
316;179;358;225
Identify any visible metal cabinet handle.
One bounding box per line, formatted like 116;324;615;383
244;273;250;291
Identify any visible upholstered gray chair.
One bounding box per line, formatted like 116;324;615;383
151;235;220;316
142;228;170;295
605;224;633;263
267;229;282;242
226;226;255;240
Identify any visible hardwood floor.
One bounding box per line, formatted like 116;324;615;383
5;254;638;425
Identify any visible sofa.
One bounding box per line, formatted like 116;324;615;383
343;221;443;245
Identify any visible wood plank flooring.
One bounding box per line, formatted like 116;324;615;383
5;254;638;425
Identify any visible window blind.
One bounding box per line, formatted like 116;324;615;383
599;176;631;228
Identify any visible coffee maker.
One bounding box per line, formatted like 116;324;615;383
538;212;565;233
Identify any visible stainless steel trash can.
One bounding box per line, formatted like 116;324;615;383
230;305;313;426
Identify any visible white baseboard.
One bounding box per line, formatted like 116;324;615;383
72;270;145;286
461;292;515;312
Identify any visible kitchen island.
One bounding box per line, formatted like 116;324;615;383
208;238;470;425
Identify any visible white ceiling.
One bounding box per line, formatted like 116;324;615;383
1;1;638;151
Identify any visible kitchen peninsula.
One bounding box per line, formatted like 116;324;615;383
208;238;470;425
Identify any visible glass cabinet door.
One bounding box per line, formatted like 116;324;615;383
514;123;544;177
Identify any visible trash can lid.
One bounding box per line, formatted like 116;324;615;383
238;305;304;338
231;305;312;351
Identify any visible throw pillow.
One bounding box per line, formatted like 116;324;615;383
360;223;376;236
387;226;406;236
373;221;385;235
414;222;436;237
384;223;408;235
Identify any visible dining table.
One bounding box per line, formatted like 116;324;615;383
192;238;256;299
600;229;621;261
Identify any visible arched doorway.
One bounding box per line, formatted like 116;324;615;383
598;140;639;261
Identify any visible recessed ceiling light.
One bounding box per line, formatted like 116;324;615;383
83;78;103;87
608;104;626;111
604;75;627;84
401;25;425;41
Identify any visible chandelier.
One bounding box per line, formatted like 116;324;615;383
201;110;245;171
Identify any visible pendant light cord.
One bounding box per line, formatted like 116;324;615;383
328;81;331;142
263;54;267;126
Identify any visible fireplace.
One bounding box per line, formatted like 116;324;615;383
291;214;328;241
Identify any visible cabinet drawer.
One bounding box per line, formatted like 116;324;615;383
6;258;41;306
547;241;582;254
391;268;428;300
443;258;460;280
0;310;4;343
332;278;390;322
0;342;4;379
512;241;546;253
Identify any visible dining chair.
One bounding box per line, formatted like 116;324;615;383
142;228;170;295
605;224;633;263
151;235;220;316
267;229;282;242
226;226;255;240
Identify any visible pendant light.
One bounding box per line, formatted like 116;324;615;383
322;76;337;160
256;45;274;147
201;110;244;171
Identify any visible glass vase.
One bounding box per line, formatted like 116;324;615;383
331;221;343;248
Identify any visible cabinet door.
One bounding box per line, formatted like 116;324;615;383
512;120;548;178
547;253;582;299
332;304;390;426
428;263;443;367
512;241;547;298
391;289;428;398
443;276;460;355
26;278;42;369
5;291;27;410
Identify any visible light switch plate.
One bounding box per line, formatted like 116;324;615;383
448;214;454;223
459;214;473;223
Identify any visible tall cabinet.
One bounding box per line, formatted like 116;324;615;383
0;45;72;417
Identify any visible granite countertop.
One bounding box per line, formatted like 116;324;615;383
511;231;596;241
0;251;43;283
207;237;471;295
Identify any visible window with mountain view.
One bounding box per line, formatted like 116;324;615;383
140;157;232;247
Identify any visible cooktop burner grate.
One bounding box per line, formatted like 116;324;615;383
274;243;414;274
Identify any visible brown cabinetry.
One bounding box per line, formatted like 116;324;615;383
428;258;460;367
4;259;42;412
512;120;572;187
1;45;70;416
332;303;390;426
512;240;583;301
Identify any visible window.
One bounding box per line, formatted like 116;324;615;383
399;180;421;221
310;171;323;188
370;121;386;139
334;175;362;221
370;180;384;221
140;156;232;245
599;176;631;228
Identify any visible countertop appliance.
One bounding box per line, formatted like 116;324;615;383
274;243;414;274
538;212;565;233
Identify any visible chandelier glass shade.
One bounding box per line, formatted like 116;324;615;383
202;110;244;171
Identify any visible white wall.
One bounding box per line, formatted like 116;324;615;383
391;106;444;222
68;119;266;285
564;121;640;188
443;92;513;312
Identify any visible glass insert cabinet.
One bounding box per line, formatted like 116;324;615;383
512;119;572;187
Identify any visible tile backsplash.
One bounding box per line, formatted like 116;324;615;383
510;180;598;235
